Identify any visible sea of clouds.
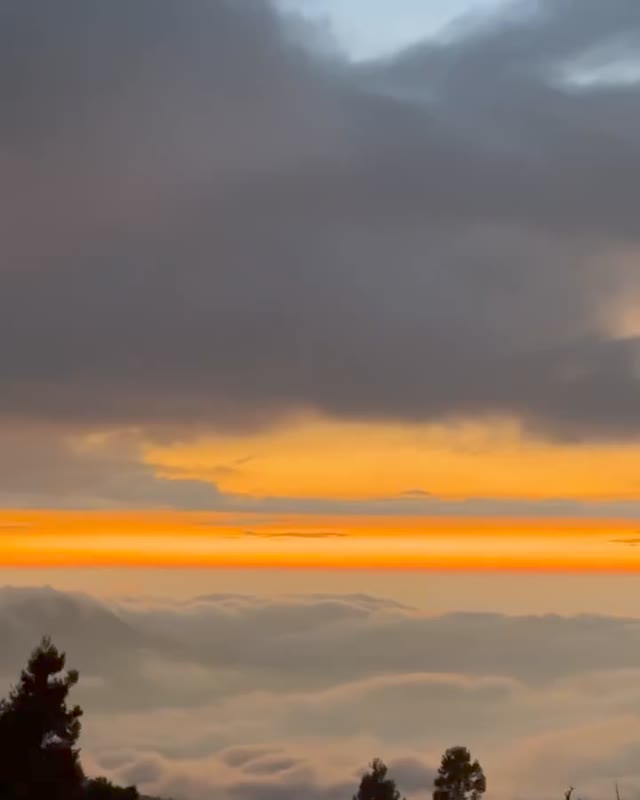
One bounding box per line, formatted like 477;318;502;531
0;587;639;800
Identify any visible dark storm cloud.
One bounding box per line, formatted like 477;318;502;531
1;0;639;439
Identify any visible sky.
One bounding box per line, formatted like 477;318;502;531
2;2;640;797
0;0;638;569
276;0;514;60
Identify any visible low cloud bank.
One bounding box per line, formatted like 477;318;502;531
0;587;640;799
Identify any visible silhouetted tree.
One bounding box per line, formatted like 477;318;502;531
0;635;84;800
354;758;405;800
0;637;143;800
433;747;485;800
84;776;139;800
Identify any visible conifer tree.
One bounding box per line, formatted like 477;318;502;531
433;746;485;800
354;758;405;800
0;635;84;800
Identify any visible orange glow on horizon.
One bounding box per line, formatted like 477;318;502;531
0;510;638;572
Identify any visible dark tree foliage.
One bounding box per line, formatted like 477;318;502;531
84;776;140;800
354;758;405;800
0;635;85;800
0;636;140;800
433;746;486;800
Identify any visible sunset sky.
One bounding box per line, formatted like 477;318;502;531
0;0;639;574
3;3;640;799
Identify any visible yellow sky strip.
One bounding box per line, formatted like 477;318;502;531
0;511;639;571
143;418;640;501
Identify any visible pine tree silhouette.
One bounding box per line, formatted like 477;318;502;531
354;758;405;800
0;635;84;800
433;746;486;800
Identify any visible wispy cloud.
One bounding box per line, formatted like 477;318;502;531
240;531;349;539
610;537;640;546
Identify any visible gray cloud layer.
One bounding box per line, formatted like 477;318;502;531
1;0;639;439
2;587;640;800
